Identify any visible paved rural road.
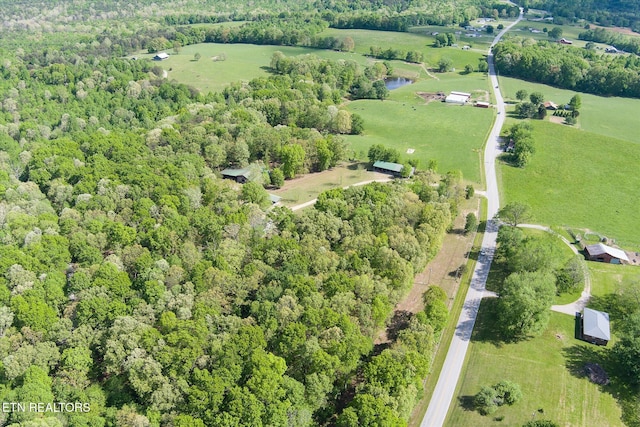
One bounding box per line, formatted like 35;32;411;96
420;8;524;427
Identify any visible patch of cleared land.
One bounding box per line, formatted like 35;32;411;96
509;20;594;46
345;73;495;184
448;239;636;427
315;27;487;74
499;120;640;247
146;43;370;93
269;163;389;206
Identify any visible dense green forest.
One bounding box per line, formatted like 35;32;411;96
0;0;478;424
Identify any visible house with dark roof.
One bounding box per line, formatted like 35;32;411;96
372;161;413;177
585;243;629;264
220;167;257;184
581;308;610;346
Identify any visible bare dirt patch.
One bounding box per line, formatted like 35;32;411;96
627;250;640;266
375;198;480;345
473;90;490;102
271;163;390;205
417;91;445;104
548;115;566;125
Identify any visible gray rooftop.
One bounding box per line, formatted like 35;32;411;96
585;243;629;262
583;308;610;341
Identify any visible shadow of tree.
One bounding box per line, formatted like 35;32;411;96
562;341;640;425
563;343;606;379
469;298;511;347
385;310;413;342
458;395;476;412
347;161;367;171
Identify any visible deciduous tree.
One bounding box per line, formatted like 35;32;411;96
498;271;556;338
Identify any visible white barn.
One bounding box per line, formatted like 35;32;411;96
445;91;471;105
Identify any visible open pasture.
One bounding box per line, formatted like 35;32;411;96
447;237;636;427
345;73;495;184
322;27;487;70
148;43;369;93
499;120;640;248
499;77;640;144
509;20;592;45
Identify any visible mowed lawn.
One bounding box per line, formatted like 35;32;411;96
448;248;633;427
499;120;640;247
499;76;640;144
147;43;369;93
345;73;495;184
447;310;623;427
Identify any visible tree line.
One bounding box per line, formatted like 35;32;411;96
579;27;640;56
493;39;640;98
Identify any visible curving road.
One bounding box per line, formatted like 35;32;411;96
420;8;524;427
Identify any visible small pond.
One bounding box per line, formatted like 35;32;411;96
384;77;414;90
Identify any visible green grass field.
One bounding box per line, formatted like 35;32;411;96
147;43;370;93
499;77;640;144
499;120;640;248
509;20;590;44
152;38;495;184
447;310;624;427
322;27;487;68
345;73;494;184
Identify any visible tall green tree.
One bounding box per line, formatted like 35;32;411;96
496;202;532;226
280;144;305;179
498;271;556;339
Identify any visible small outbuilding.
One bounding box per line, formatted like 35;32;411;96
475;101;490;108
268;194;282;205
220;167;257;184
372;161;413;177
543;101;558;110
581;308;610;346
558;38;573;45
585;243;629;264
153;52;169;61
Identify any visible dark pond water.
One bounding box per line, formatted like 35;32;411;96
384;77;414;90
